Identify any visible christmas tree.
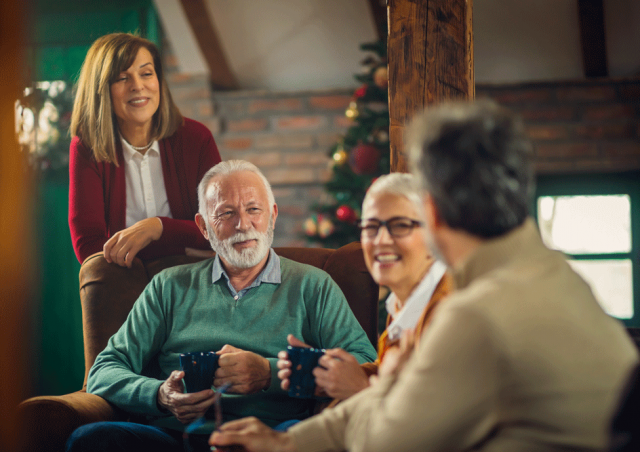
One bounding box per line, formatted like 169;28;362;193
304;40;390;248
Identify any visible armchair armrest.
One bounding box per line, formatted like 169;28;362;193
18;391;119;452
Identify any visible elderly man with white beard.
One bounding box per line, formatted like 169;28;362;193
66;160;376;452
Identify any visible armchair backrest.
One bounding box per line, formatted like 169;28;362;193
78;242;379;389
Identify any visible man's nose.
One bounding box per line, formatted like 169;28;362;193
235;211;252;231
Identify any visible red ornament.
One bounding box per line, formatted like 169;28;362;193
354;84;367;98
335;205;357;223
349;143;381;175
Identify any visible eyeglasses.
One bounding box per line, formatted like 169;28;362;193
357;217;423;239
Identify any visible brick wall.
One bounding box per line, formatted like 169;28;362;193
167;50;639;248
477;78;640;174
167;68;354;246
212;89;354;247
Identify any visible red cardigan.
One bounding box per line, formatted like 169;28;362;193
69;118;222;263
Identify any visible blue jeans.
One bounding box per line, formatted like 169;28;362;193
273;419;300;431
65;421;211;452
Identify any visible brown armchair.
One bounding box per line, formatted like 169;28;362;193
18;242;378;452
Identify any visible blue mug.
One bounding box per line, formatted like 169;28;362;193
179;351;219;393
287;346;325;398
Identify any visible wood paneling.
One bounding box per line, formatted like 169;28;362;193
1;2;34;451
388;0;474;172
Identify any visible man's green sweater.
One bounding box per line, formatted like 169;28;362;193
87;255;376;432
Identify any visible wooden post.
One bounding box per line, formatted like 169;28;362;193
1;2;34;452
388;0;474;172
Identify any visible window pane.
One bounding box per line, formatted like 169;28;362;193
537;195;631;254
568;259;634;319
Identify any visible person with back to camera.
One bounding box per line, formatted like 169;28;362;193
278;172;453;403
69;32;221;267
209;99;639;452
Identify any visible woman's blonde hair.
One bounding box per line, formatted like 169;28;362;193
70;33;183;164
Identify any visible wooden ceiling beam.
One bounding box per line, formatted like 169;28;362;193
367;0;388;41
577;0;608;78
179;0;238;90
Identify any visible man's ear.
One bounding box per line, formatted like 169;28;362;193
195;213;208;239
422;193;442;231
271;203;278;227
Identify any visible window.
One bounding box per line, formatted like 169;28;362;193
534;172;640;327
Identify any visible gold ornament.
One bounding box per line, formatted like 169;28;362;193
374;66;388;89
318;217;335;238
345;101;359;119
332;149;348;166
303;217;318;236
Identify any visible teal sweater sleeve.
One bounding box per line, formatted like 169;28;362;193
87;275;171;417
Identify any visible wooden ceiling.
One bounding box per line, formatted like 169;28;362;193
158;0;640;91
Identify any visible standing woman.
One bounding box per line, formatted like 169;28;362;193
69;33;221;267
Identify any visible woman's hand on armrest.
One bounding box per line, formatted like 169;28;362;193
103;217;163;268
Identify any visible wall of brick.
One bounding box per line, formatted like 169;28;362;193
167;67;354;246
167;47;639;248
477;78;640;174
211;90;355;247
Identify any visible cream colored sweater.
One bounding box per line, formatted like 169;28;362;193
289;219;639;452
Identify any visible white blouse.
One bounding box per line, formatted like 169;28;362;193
120;137;172;228
385;260;448;341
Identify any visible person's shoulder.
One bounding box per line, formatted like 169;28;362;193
179;117;213;138
70;135;92;155
278;255;332;282
152;258;214;285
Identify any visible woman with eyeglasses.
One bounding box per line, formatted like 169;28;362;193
279;172;453;402
69;33;221;267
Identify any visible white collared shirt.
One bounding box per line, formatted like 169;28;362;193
385;260;448;341
121;137;172;228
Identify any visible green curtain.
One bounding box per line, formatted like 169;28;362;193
30;0;160;396
36;179;83;395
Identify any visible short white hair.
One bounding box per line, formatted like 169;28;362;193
198;160;275;217
362;172;423;217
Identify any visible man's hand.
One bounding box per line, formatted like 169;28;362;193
276;335;326;397
104;217;163;267
313;348;369;400
157;370;215;424
209;417;297;452
215;345;271;394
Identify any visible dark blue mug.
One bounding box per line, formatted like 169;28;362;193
179;351;219;393
287;345;325;398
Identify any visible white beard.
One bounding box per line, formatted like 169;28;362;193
207;216;274;269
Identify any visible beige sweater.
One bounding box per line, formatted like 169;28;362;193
289;219;638;452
